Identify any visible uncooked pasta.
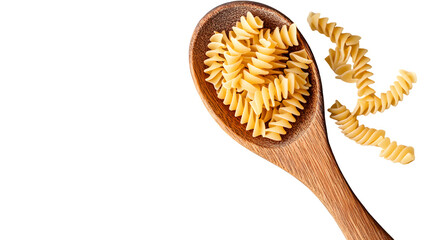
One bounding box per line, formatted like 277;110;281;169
307;12;417;164
204;12;312;141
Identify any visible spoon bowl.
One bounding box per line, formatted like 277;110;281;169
189;1;321;148
189;2;392;239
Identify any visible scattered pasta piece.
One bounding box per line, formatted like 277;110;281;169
328;101;415;164
308;12;417;164
204;12;312;141
307;12;375;98
353;70;417;115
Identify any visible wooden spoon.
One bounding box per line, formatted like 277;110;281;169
189;1;392;239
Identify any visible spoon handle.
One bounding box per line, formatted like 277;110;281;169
316;156;391;239
266;112;393;240
294;138;393;240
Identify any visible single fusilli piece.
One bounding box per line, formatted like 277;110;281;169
264;88;309;141
307;12;375;98
328;101;415;164
269;23;299;49
204;33;225;90
217;87;266;137
353;70;417;115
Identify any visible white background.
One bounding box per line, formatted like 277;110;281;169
0;0;428;239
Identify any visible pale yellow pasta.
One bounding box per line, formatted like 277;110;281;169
217;87;266;137
238;12;264;35
329;101;386;147
308;12;417;164
325;48;355;83
249;72;304;115
265;89;309;141
204;33;225;90
270;24;299;49
204;12;313;141
353;70;417;115
307;12;375;98
328;101;414;164
287;49;312;70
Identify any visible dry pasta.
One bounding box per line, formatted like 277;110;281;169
204;12;312;141
308;12;417;164
307;12;375;97
353;70;417;115
329;101;414;164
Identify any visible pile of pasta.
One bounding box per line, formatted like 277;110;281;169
307;12;417;164
204;12;312;141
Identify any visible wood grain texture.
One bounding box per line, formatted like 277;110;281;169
189;1;392;239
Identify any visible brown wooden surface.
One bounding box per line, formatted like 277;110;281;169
189;1;393;239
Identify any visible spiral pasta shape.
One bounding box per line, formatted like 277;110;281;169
325;47;354;83
328;101;414;164
237;11;264;35
329;101;385;147
217;86;266;137
204;33;226;90
245;37;279;86
204;12;313;141
265;89;309;141
378;137;415;164
249;72;305;115
287;49;312;70
307;12;375;98
270;23;299;49
353;70;417;115
308;12;417;164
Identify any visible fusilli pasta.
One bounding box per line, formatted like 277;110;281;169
329;101;414;164
308;12;417;164
353;70;417;115
204;12;313;141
